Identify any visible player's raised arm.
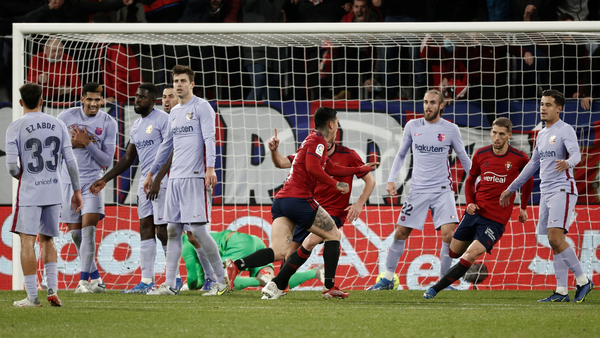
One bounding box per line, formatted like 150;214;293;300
269;128;292;169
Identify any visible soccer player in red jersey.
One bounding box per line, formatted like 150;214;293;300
424;117;534;299
270;127;376;253
227;107;376;299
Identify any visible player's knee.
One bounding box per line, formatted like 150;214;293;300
156;226;168;245
547;236;563;250
166;224;181;240
394;226;411;240
323;227;341;241
442;232;454;244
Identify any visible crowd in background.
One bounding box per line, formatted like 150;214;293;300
0;0;599;106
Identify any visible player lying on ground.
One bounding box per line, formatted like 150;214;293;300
183;231;324;291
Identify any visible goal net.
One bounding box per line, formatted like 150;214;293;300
8;22;600;291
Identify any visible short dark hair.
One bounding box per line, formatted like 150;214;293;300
164;84;174;90
171;65;195;82
492;117;513;133
82;82;103;97
138;83;160;99
314;107;337;130
541;89;565;107
19;83;42;109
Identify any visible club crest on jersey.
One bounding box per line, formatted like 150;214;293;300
437;133;445;142
505;161;512;171
186;112;194;120
146;125;153;134
316;143;325;157
549;135;556;144
95;127;103;135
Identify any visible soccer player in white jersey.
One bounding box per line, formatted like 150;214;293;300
367;89;472;290
58;82;117;293
500;89;594;303
143;65;229;296
7;83;83;307
90;83;171;294
156;83;218;292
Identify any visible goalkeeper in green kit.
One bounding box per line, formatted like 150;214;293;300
182;230;324;291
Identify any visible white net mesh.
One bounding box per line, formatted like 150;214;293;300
14;24;600;291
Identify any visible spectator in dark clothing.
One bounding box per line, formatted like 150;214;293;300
144;0;185;22
179;0;241;22
241;0;285;101
512;0;560;21
454;36;534;123
295;0;350;23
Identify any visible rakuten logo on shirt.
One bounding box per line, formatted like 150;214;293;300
172;126;194;134
540;150;557;159
136;139;154;149
481;172;506;184
414;144;445;153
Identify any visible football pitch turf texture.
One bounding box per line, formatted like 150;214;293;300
1;290;598;337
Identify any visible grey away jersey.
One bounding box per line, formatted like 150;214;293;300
129;108;170;182
58;106;117;183
388;117;471;193
150;95;216;179
6;112;73;206
509;119;580;195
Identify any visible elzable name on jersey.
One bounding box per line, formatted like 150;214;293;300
414;143;445;153
540;150;557;159
136;139;155;150
172;125;194;134
481;172;506;184
25;122;56;133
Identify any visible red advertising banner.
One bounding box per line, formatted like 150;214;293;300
0;205;598;290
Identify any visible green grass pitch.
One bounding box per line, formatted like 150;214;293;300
1;289;598;337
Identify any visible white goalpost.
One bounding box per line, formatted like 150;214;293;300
10;21;600;291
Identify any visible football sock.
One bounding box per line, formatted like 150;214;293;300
196;247;216;280
440;241;452;275
165;222;184;288
140;238;157;282
234;277;260;290
560;246;588;286
289;269;317;289
323;240;340;289
45;262;58;292
235;248;275;270
80;226;96;280
273;246;311;290
24;274;38;302
552;251;568;294
190;223;225;284
432;258;472;293
384;239;405;280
